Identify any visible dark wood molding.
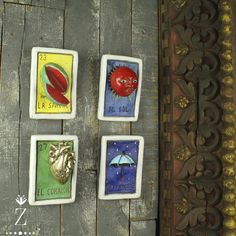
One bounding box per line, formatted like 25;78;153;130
158;0;236;234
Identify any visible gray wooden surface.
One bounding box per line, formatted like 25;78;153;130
0;1;158;236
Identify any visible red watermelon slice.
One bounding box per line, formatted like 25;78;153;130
45;84;69;105
45;65;68;93
41;63;70;106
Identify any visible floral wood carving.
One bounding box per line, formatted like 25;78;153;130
220;1;236;234
159;0;227;235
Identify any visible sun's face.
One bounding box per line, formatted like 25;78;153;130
110;66;138;97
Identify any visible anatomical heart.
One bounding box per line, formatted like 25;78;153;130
29;47;78;119
28;135;78;206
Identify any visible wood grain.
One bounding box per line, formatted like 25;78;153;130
0;1;159;235
0;3;24;233
31;0;65;10
97;0;132;235
62;171;97;236
130;0;158;221
0;0;3;53
19;0;31;5
62;0;100;235
3;0;19;3
18;5;64;235
63;0;100;171
130;220;156;236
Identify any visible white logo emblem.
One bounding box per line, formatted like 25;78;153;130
16;195;27;206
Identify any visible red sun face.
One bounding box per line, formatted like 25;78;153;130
110;66;139;97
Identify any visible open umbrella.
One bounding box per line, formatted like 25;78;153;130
109;151;135;181
109;151;135;167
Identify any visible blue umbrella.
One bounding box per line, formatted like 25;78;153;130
109;151;135;167
109;151;135;182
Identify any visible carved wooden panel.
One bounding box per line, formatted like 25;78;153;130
159;0;236;235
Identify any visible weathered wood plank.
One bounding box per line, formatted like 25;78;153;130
97;199;130;236
130;220;156;236
18;5;64;235
63;0;100;170
62;0;100;235
100;0;131;55
62;171;97;236
3;0;19;3
130;0;158;221
19;0;31;5
0;3;24;234
0;0;3;52
97;0;132;236
31;0;65;10
0;1;159;235
4;0;32;4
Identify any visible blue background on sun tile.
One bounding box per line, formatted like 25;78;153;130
104;60;139;117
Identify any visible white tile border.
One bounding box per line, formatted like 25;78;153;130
28;135;79;206
29;47;78;119
98;135;144;200
97;55;143;122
